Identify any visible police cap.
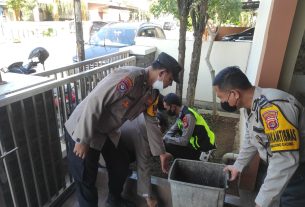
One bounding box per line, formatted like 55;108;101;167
155;52;182;83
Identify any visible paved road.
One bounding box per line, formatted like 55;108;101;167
0;32;77;72
0;27;191;73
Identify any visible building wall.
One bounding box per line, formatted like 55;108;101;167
245;0;273;85
135;38;251;102
279;0;305;96
255;0;297;88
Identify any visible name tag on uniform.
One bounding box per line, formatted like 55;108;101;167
260;104;299;152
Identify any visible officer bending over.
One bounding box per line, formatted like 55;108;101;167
64;52;182;207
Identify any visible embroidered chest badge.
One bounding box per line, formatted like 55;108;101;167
116;77;133;94
182;116;188;128
262;110;279;130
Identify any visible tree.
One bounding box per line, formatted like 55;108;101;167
186;0;208;106
74;0;85;62
205;0;242;114
21;0;37;21
150;0;242;108
176;0;192;99
150;0;179;19
6;0;25;21
151;0;192;101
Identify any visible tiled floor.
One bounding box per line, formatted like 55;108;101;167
61;168;254;207
61;168;150;207
62;168;109;207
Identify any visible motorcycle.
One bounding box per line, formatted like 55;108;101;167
3;47;49;74
1;47;76;116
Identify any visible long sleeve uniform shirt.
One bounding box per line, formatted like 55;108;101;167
234;87;305;207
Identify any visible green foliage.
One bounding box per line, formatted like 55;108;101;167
21;0;37;21
150;0;179;19
42;28;54;37
58;1;74;20
208;0;242;25
150;0;242;26
239;11;256;27
81;0;88;21
6;0;25;10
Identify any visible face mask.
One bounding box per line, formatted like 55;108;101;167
152;79;164;91
221;101;237;112
221;91;238;112
167;107;176;116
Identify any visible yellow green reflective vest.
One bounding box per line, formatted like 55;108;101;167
177;107;216;151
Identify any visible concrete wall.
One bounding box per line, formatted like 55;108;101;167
279;0;305;92
245;0;273;85
135;38;251;103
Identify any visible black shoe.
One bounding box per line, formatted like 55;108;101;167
106;194;136;207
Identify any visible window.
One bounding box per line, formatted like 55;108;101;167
138;27;156;38
156;27;166;39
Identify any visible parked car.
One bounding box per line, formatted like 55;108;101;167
69;20;108;42
221;27;255;42
73;22;166;61
88;21;108;40
163;21;176;30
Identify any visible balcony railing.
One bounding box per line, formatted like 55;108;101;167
34;51;131;80
0;55;136;207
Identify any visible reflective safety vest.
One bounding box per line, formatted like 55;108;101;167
177;107;216;151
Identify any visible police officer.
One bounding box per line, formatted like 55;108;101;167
213;66;305;207
162;93;216;160
65;52;182;207
102;96;172;207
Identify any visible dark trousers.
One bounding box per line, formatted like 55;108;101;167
280;163;305;207
101;138;135;198
164;142;201;160
66;130;100;207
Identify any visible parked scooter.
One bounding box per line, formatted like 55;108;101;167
4;47;49;74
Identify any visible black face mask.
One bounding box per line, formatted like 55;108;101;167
221;91;238;112
167;106;176;116
221;101;237;112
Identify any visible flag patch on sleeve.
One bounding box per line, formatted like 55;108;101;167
116;77;133;94
183;116;188;128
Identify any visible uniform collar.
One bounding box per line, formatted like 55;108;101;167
178;105;187;118
251;87;262;112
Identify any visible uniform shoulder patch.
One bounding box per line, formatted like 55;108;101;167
260;104;299;152
116;77;133;94
182;116;188;128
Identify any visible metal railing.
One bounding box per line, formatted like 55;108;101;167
0;56;136;207
34;50;130;80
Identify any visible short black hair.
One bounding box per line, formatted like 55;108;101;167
163;93;182;106
213;66;252;91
